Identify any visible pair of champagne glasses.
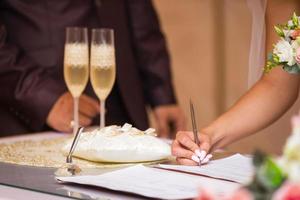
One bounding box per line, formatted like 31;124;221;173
64;27;116;134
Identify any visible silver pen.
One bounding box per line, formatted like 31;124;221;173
190;99;201;165
190;99;200;145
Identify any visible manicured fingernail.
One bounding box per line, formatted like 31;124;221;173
191;154;200;163
201;158;210;164
195;149;201;157
202;154;213;164
199;150;207;161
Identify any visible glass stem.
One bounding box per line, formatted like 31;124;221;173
100;99;105;129
74;97;79;135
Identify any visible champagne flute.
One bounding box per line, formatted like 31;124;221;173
64;27;89;134
90;28;116;129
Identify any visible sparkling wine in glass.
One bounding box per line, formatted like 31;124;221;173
90;28;116;129
64;27;89;134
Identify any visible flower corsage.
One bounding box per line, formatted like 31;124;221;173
265;13;300;74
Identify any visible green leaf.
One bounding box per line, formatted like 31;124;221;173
274;25;285;37
256;157;285;190
267;53;273;60
293;12;299;27
273;54;280;63
253;150;267;167
264;53;281;73
282;63;300;74
246;151;284;200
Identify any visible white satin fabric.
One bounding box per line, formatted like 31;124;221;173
62;125;171;163
247;0;267;88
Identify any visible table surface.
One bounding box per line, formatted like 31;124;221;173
0;132;236;200
0;132;154;200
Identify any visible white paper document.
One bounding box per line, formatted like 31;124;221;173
57;164;239;200
158;154;254;184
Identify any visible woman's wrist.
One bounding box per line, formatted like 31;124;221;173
200;119;229;151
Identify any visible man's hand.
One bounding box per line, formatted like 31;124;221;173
153;105;186;138
46;92;100;133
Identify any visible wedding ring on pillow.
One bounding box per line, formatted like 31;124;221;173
70;120;75;128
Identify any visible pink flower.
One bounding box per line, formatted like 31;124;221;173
296;47;300;64
291;115;300;127
194;188;253;200
194;188;216;200
225;189;253;200
291;30;300;40
273;182;300;200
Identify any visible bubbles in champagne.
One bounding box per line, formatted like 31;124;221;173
90;44;116;100
90;66;116;100
64;43;89;97
64;43;89;67
90;44;115;68
64;64;89;97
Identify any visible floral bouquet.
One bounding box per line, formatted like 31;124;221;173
265;13;300;73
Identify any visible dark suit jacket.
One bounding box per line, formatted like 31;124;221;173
0;0;176;136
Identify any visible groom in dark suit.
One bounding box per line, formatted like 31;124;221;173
0;0;185;137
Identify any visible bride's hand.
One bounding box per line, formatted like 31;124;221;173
171;131;213;165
